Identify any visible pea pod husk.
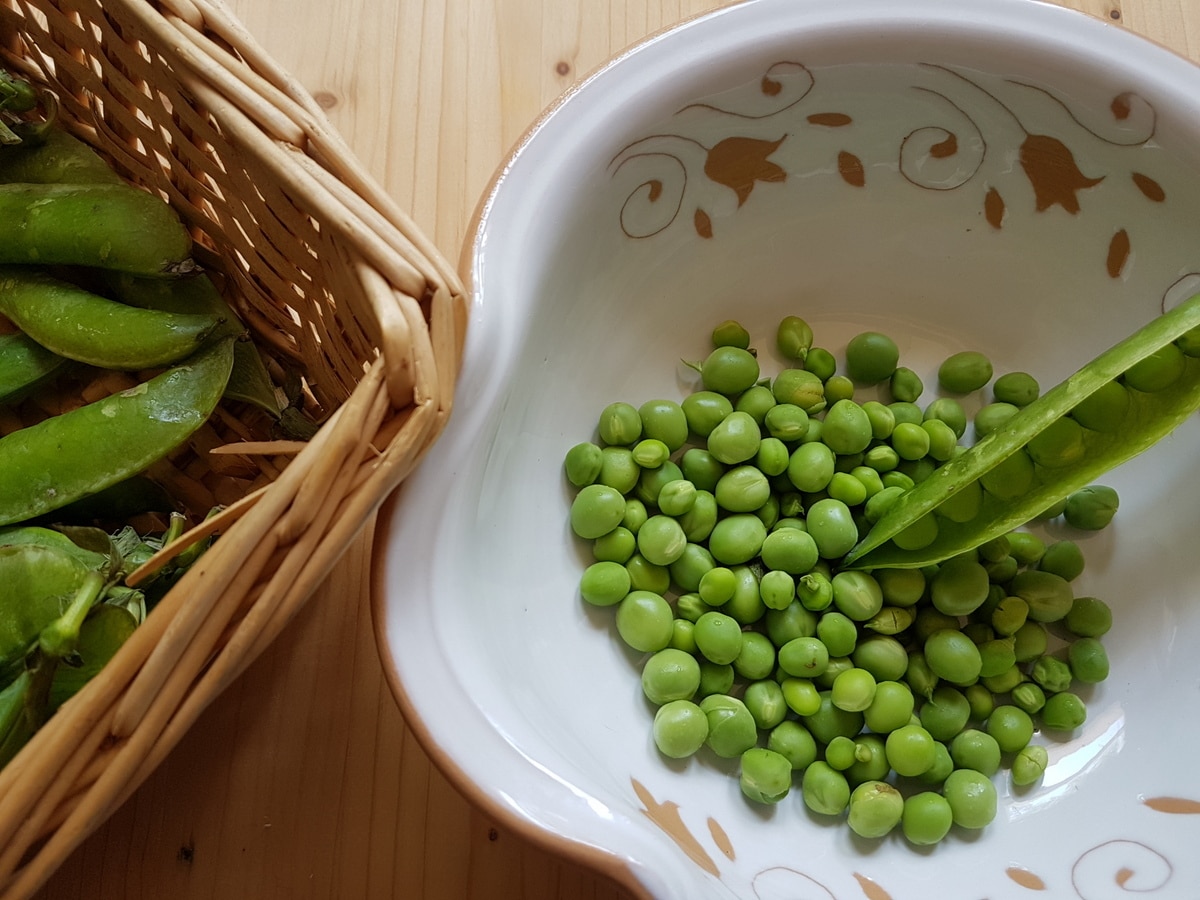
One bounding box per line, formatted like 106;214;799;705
0;182;192;275
0;329;69;403
0;267;221;370
0;337;234;526
845;293;1200;569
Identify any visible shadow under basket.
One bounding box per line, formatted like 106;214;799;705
0;0;467;896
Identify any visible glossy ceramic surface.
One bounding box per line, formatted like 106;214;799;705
375;0;1200;896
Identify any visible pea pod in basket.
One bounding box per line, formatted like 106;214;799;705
0;330;69;403
0;267;222;370
0;337;235;526
844;293;1200;569
0;182;192;275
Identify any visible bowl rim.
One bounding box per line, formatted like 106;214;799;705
369;0;1200;895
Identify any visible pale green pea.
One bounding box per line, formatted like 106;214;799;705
570;483;628;539
626;554;670;594
930;556;990;617
943;769;997;829
919;686;971;742
993;371;1039;406
787;441;835;493
675;592;707;623
875;568;925;607
740;747;793;804
864;485;906;523
756;438;791;477
592;526;636;563
981;664;1024;695
815;656;855;690
891;421;930;461
681;391;734;437
991;596;1029;636
845;733;890;785
622;497;649;533
669;619;697;654
847;781;904;838
863;445;900;474
657;479;697;516
636;515;688;566
734;633;778;682
916;740;954;784
902;792;953;846
817;611;858;657
713;465;771;513
708;513;767;565
724;565;767;625
1012;744;1049;786
781;677;822;717
597;401;642;445
1005;531;1045;565
1011;681;1046;715
615;590;674;652
635;459;683;507
564;441;603;487
668;542;715;592
824;735;858;770
885;723;937;777
652;700;709;758
734;385;776;424
864;680;915;734
631;438;670;469
965;683;995;721
764;403;809;441
760;527;819;575
807;498;859;559
700;346;760;396
694;611;744;665
743;679;788;729
580;561;631;607
699;566;737;606
938;350;993;393
983;554;1019;584
1064;485;1119;530
827;471;867;507
699;694;758;757
777;315;814;361
888;400;923;426
641;648;702;704
797;571;834;611
924;629;982;685
677;490;718;542
986;704;1034;753
802;348;836;383
768;720;818;770
1011;569;1073;623
698;660;735;696
707;410;761;464
831;667;877;712
1041;691;1087;730
758;569;796;612
802;761;851;816
772;367;826;412
921;418;959;461
862;606;915;636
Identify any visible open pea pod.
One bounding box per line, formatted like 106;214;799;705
844;293;1200;569
0;337;234;526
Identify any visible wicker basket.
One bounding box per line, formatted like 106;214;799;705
0;0;466;897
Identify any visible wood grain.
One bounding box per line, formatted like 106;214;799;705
33;1;1200;898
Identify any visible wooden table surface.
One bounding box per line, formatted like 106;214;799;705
33;0;1200;898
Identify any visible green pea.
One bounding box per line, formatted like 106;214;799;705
891;421;931;461
794;571;832;613
921;418;959;461
875;567;925;608
852;635;909;681
641;648;702;704
570;484;628;539
675;592;708;623
1064;485;1119;530
734;385;777;424
802;347;837;382
1124;341;1186;391
652;700;709;758
847;780;904;838
714;465;771;513
1041;691;1087;730
845;734;890;786
597;401;642;445
828;571;881;622
807;499;859;560
821;400;873;455
1068;637;1109;684
816;611;858;658
669;543;716;592
845;331;899;384
923;397;967;438
888;400;923;426
764;400;810;440
787;441;836;493
1026;417;1087;468
707;411;761;464
781;677;822;717
986;704;1034;753
974;402;1019;438
938;350;993;393
699;694;758;757
678;490;718;542
765;600;818;646
564;441;603;487
822;375;853;406
708;513;767;565
890;366;923;403
993;371;1040;407
943;768;997;829
694;611;744;665
803;691;865;744
1012;744;1049;786
930;556;990;617
772;367;826;412
615;590;674;652
625;553;670;594
740;747;793;804
777;315;814;360
901;792;954;846
743;678;788;730
592;526;636;563
864;485;905;524
636;515;688;566
669;619;697;654
862;606;915;636
635;459;683;506
579;561;631;607
1006;531;1046;565
863;445;900;475
983;554;1018;584
597;447;640;494
863;680;915;734
977;638;1017;679
724;565;767;625
1039;540;1085;581
1011;681;1046;715
826;471;867;507
734;633;778;682
802;761;851;816
698;660;735;697
760;528;819;576
918;685;971;742
778;636;829;678
657;479;697;517
768;720;818;770
916;740;954;785
631;438;671;469
700;345;760;396
681;391;735;437
1031;655;1073;693
890;512;938;551
1011;569;1074;623
831;667;877;712
884;723;937;777
712;319;750;349
1065;596;1112;638
1069;380;1130;432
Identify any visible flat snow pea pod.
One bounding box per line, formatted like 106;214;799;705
0;182;192;274
845;293;1200;568
0;543;90;665
0;337;234;526
0;330;69;403
0;126;124;185
0;268;220;370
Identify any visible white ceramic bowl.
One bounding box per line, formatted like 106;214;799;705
374;1;1200;896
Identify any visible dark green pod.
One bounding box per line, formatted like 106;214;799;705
0;127;123;185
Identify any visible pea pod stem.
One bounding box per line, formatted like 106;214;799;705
37;570;105;660
844;293;1200;568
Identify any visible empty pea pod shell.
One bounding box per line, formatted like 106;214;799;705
0;330;69;403
845;293;1200;569
0;337;234;526
0;267;221;370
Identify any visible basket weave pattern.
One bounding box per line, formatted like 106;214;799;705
0;0;466;896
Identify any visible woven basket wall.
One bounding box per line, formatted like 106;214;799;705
0;0;467;896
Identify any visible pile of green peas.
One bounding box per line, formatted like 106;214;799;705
564;317;1115;845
